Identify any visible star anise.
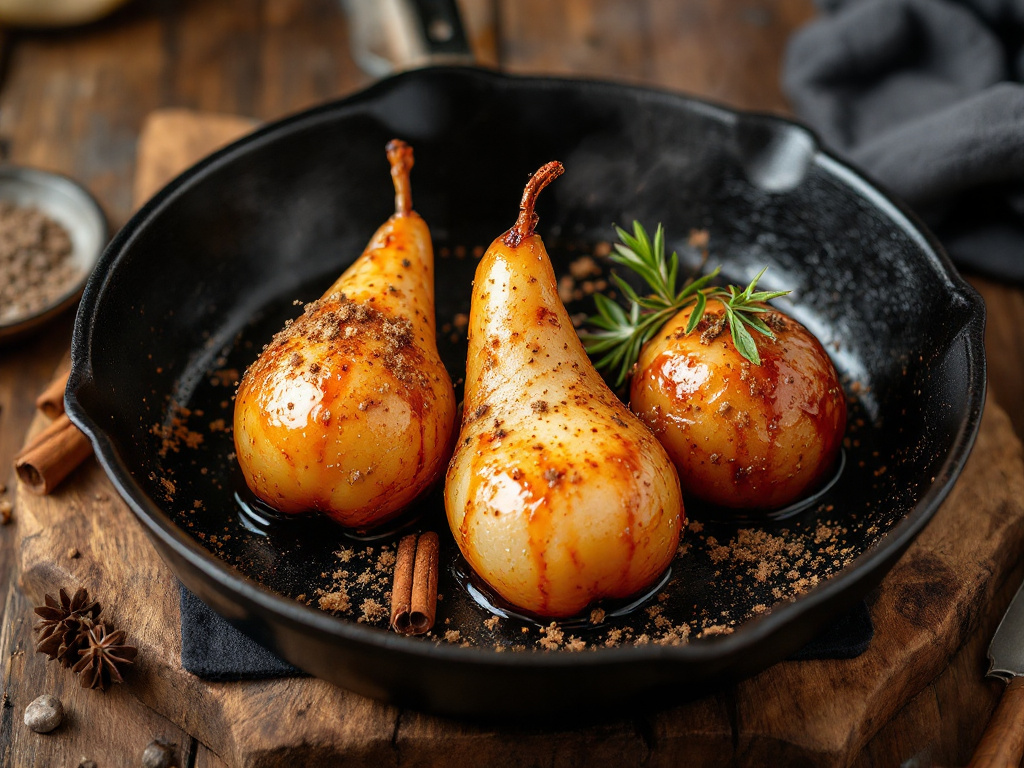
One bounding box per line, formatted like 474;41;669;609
33;587;101;667
72;623;137;691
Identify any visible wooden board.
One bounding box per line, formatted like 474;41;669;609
7;108;1024;768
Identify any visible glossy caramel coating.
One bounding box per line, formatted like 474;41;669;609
446;182;683;616
630;301;846;510
234;142;456;528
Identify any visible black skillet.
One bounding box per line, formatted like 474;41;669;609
66;3;985;720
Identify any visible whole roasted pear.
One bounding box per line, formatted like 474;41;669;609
631;301;846;510
234;140;456;529
445;162;683;618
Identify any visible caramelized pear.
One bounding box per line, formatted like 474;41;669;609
445;163;683;617
234;140;456;529
631;301;846;510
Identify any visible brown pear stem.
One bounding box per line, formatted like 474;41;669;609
385;139;414;216
503;161;564;248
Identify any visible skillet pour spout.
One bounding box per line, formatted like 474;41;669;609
66;66;985;719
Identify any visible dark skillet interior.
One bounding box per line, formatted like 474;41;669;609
68;67;984;718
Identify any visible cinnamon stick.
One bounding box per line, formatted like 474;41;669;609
15;413;92;495
390;532;440;636
409;532;439;634
390;534;417;634
35;369;70;419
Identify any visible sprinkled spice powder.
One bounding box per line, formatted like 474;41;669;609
0;201;78;324
156;238;886;655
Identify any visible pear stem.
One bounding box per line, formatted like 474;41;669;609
386;139;414;216
504;161;564;248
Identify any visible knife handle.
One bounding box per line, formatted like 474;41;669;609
969;676;1024;768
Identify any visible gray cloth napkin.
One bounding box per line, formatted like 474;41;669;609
783;0;1024;282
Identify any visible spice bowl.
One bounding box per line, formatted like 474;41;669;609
0;165;108;344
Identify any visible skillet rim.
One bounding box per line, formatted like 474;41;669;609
66;65;987;672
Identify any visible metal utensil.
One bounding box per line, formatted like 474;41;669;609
969;578;1024;767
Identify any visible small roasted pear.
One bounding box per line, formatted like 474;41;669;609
631;301;846;510
445;163;684;618
234;140;456;529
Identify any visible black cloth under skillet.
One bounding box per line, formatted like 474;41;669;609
179;584;873;680
783;0;1024;282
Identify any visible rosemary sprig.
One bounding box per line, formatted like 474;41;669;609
580;222;790;386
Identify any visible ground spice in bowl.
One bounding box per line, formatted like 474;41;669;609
0;200;79;324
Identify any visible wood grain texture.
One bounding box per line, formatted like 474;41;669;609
0;318;75;587
498;0;816;111
968;677;1024;768
12;380;1024;767
1;0;1023;765
133;109;257;205
0;580;205;768
11;102;1024;768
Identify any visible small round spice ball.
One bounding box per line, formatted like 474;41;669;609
141;739;177;768
23;694;63;733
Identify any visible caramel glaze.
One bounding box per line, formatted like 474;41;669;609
446;230;683;618
630;302;846;510
234;141;456;530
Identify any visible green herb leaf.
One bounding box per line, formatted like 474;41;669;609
729;311;760;365
582;221;792;383
685;290;706;335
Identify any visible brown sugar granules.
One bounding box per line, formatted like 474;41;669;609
699;624;733;638
305;545;395;628
707;529;807;584
764;312;788;333
151;404;205;459
655;624;691;646
698;314;726;345
604;628;624;647
318;589;352;613
0;202;78;324
537;623;564;650
375;550;396;571
359;599;388;624
261;293;425;387
563;636;587;652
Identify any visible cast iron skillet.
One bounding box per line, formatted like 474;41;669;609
67;65;985;718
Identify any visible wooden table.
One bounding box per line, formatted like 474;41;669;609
1;1;1022;765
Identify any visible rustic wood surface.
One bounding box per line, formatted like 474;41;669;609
1;1;1024;766
9;390;1024;767
967;677;1024;768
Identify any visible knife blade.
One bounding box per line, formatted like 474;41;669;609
989;577;1024;680
969;577;1024;768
